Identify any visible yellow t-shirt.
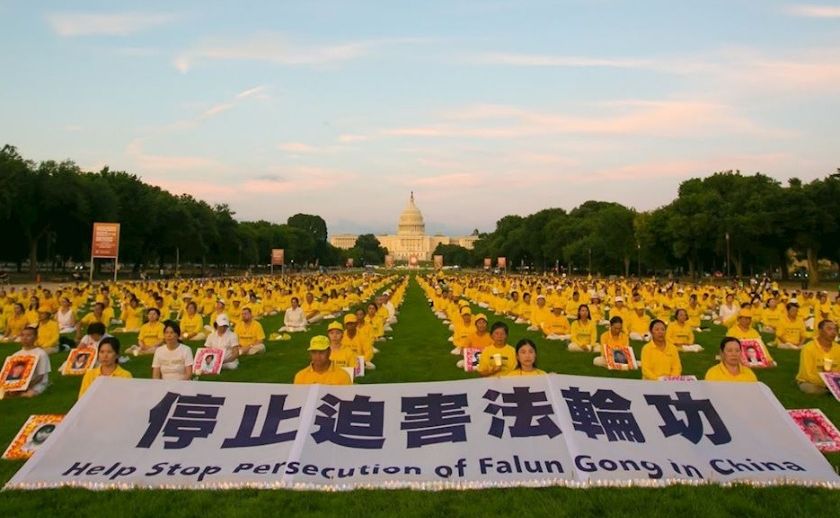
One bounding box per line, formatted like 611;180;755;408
666;322;694;346
570;319;597;349
477;344;517;376
641;341;682;380
704;363;757;383
293;363;352;385
796;340;840;386
138;322;165;348
78;365;133;398
180;313;205;336
329;346;358;370
236;320;265;349
504;368;547;377
466;331;493;350
35;320;60;349
776;317;807;345
541;314;571;335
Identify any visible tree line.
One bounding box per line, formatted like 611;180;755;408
3;145;838;281
435;171;840;283
0;145;359;275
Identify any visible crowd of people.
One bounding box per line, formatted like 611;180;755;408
419;274;840;393
0;273;406;397
0;272;838;400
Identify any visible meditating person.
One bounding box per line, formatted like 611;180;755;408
704;337;757;383
477;321;516;377
595;316;629;367
34;310;59;354
78;336;132;398
569;305;598;352
179;301;206;341
641;319;682;380
280;296;307;332
796;319;839;394
666;309;703;352
504;338;546;376
775;301;807;349
628;304;651;341
203;314;240;370
125;308;165;356
152;320;193;381
236;307;266;355
293;335;352;385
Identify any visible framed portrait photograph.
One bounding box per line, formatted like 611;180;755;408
605;344;638;371
462;348;482;372
193;347;224;376
354;355;365;378
0;354;38;393
819;372;840;402
788;409;840;453
739;339;773;368
2;414;64;460
62;346;98;376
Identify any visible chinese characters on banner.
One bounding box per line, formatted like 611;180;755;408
270;249;285;266
6;376;838;490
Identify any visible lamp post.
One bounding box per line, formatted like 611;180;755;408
725;232;731;278
637;242;641;278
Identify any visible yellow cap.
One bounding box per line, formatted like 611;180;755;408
474;313;488;322
327;321;344;332
343;314;357;324
458;300;470;307
308;335;330;351
460;307;472;316
738;309;753;318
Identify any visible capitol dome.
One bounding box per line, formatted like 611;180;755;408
397;192;426;235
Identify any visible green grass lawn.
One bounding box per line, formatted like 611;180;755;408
1;274;839;516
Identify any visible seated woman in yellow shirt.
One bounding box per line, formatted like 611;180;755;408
478;322;517;377
505;339;547;377
641;319;682;380
595;316;629;368
569;305;598;353
78;336;132;398
115;297;143;332
628;305;651;341
1;303;29;342
704;337;758;382
541;305;571;341
180;302;206;341
125;308;165;356
35;310;60;354
666;309;703;352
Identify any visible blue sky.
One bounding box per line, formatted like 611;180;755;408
1;1;838;236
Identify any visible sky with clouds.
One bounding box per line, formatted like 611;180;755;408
1;1;838;236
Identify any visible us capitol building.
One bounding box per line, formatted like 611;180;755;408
328;193;479;261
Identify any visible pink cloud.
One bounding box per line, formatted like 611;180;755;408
46;12;177;37
126;139;227;173
383;100;786;140
786;4;840;18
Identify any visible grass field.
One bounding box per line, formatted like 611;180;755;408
1;274;839;516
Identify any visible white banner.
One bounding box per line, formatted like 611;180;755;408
6;376;838;490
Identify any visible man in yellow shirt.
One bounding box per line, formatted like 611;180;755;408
796;319;840;394
293;335;352;385
236;307;266;355
326;321;357;370
775;302;807;349
541;304;571;341
341;314;375;369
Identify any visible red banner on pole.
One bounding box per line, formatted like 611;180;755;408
91;223;120;259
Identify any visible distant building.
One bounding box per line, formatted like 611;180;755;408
329;192;479;261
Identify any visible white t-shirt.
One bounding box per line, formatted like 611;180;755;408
284;307;306;327
13;347;51;393
203;329;239;363
56;308;75;330
152;344;194;380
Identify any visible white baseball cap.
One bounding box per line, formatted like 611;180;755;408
215;314;231;327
